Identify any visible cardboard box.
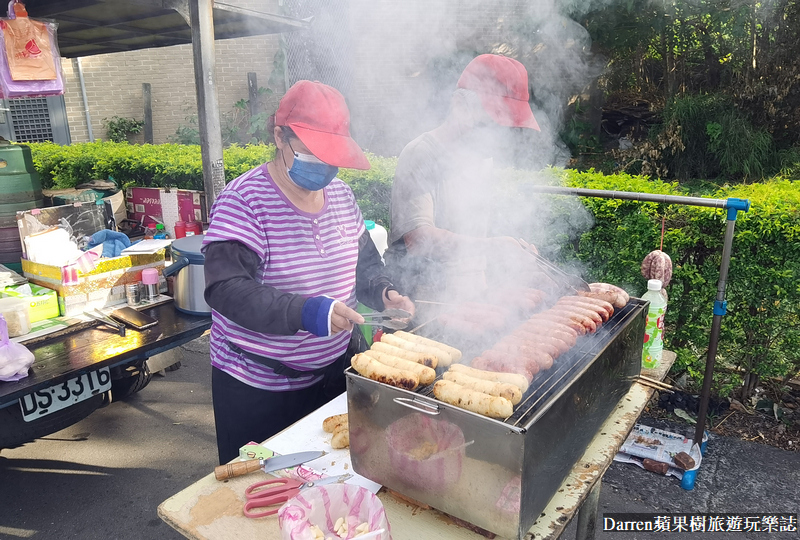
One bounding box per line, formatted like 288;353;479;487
21;251;166;317
126;187;206;238
16;202;111;257
1;283;59;322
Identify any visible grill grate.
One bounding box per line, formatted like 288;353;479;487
413;300;646;427
9;97;54;143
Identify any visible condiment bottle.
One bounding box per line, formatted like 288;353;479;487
173;221;186;239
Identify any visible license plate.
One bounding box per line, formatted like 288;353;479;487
19;367;111;422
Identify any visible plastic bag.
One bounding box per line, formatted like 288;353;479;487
0;2;64;98
278;484;391;540
0;314;35;382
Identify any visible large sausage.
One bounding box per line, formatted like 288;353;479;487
363;350;436;385
370;341;437;368
393;331;462;362
497;334;561;358
527;313;587;335
442;371;522;405
545;307;599;332
514;324;576;347
589;283;630;308
520;319;579;340
381;334;453;367
510;329;573;354
473;352;539;380
448;363;529;393
351;353;419;390
556;296;614;321
578;289;618;306
551;304;603;326
433;380;513;419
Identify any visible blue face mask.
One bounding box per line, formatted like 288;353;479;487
286;148;339;191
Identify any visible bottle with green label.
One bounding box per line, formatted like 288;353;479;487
641;279;667;369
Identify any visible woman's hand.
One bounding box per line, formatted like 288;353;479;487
383;289;415;319
331;302;364;334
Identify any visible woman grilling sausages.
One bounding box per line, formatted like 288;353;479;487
202;81;415;464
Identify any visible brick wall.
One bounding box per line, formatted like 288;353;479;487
61;0;283;144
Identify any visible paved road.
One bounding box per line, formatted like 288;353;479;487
1;336;798;540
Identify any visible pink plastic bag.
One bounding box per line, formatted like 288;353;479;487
278;484;391;540
0;2;64;98
0;314;34;382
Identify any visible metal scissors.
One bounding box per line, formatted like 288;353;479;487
358;308;412;330
243;474;351;518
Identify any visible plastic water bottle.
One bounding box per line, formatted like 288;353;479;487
642;279;667;369
365;220;388;261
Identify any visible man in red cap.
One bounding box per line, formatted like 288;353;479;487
385;54;542;301
202;80;414;464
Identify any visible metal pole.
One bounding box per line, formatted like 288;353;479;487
693;214;737;445
189;0;226;213
75;58;94;142
525;185;729;210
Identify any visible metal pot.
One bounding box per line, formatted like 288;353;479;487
163;235;211;315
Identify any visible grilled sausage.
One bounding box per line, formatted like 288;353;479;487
381;334;453;367
433;380;514;419
443;371;522;404
448;363;529;392
578;289;618;306
323;414;348;433
509;329;572;354
471;355;536;382
370;341;437;368
544;307;598;333
556;296;614;321
520;319;579;340
552;304;603;326
487;344;553;372
331;424;349;449
527;313;587;335
589;283;630;308
393;331;462;362
514;324;576;347
499;335;561;359
438;314;487;336
364;350;436;385
351;353;419;390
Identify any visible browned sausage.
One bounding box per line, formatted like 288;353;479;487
471;355;536;382
550;305;602;329
520;319;579;340
536;309;597;333
508;331;572;356
527;313;586;335
577;289;618;306
513;326;576;348
499;335;560;359
588;283;630;308
556;297;613;321
491;341;555;371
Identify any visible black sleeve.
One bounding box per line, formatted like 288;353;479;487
203;241;306;335
355;231;393;311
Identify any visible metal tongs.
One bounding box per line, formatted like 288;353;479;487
358;308;412;330
518;238;591;294
84;309;126;336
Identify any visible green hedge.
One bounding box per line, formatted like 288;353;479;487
27;142;800;396
28;141;275;190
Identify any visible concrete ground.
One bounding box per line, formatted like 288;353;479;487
0;336;798;540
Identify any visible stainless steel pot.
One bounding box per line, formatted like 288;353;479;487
163;234;211;315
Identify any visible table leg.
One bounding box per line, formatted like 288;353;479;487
575;478;602;540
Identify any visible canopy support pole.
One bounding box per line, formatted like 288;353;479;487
190;0;225;213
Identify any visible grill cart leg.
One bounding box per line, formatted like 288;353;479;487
575;478;602;540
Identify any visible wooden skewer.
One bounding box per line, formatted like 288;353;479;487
638;374;678;390
636;379;674;393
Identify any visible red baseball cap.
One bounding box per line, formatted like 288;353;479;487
275;80;370;170
457;54;540;131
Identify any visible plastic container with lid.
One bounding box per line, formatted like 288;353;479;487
154;223;167;239
0;296;31;337
173;221;187;239
365;220;388;259
185;221;202;236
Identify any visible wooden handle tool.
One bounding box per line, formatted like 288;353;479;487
214;459;263;481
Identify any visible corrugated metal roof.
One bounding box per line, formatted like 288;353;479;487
24;0;309;57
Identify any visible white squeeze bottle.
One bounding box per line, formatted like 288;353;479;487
641;279;667;369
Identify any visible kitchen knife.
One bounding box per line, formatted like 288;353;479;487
518;238;591;293
214;450;326;481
